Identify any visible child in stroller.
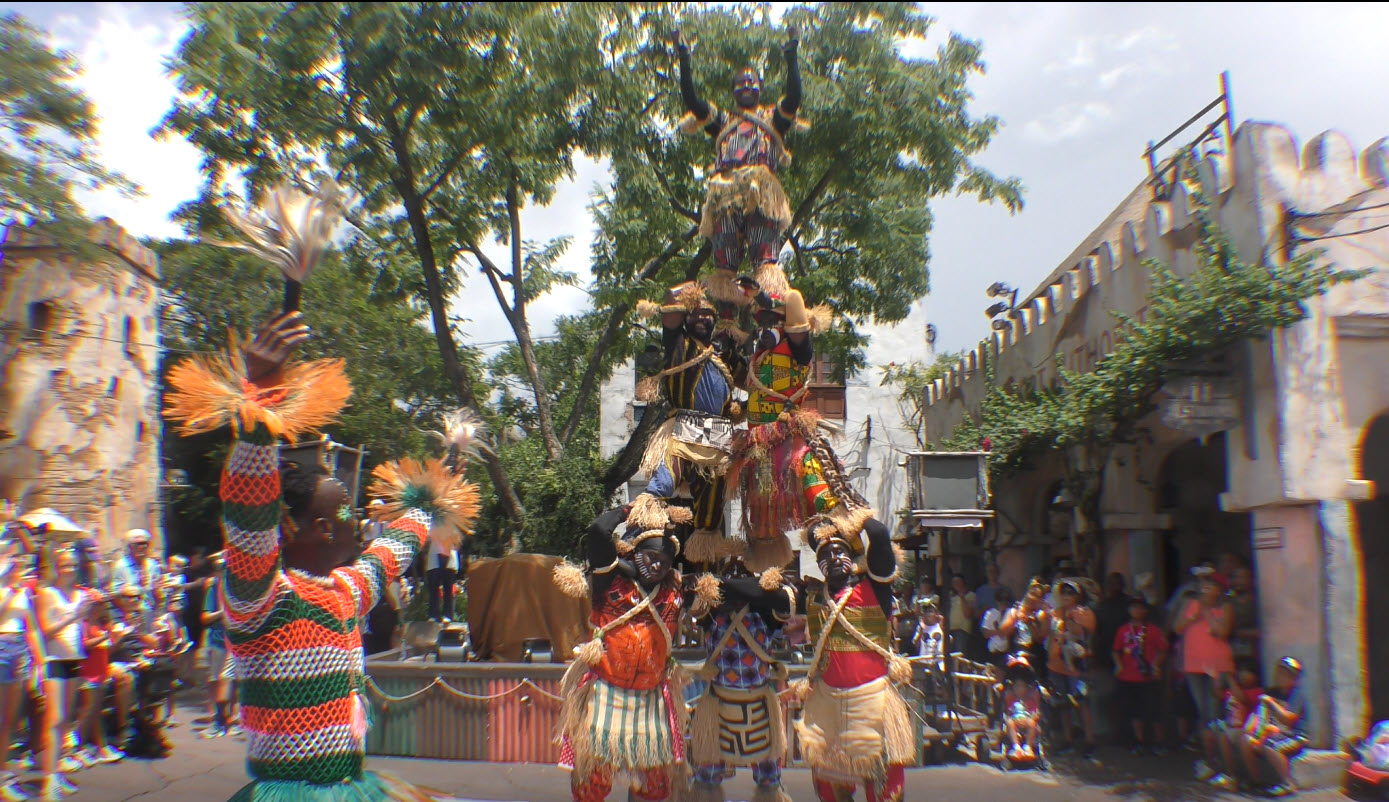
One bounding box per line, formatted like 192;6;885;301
1000;652;1047;769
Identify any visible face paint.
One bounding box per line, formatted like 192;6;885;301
733;70;762;109
336;504;353;523
634;548;672;586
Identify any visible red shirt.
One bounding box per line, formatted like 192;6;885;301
80;621;110;684
1113;621;1169;683
590;575;681;691
820;582;891;689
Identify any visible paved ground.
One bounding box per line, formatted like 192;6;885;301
47;697;1351;802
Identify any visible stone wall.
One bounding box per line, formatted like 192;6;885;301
0;220;162;555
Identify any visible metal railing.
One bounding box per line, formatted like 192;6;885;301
1142;71;1235;201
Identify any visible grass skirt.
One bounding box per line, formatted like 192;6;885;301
794;677;915;783
228;771;437;801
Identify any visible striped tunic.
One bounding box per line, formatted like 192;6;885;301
220;425;422;786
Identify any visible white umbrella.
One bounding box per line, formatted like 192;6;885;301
17;508;86;541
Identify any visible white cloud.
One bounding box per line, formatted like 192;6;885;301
56;6;201;239
1022;101;1115;144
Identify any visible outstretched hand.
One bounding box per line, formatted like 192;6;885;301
784;25;799;53
245;311;310;385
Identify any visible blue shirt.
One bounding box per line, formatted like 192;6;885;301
204;578;226;650
1279;683;1307;738
692;360;729;416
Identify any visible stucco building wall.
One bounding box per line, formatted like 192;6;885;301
0;220;163;554
920;121;1389;748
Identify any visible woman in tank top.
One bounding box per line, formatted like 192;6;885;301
39;548;92;798
0;538;44;801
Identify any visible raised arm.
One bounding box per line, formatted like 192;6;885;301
863;517;899;616
773;29;801;137
719;576;795;625
220;313;310;633
335;511;426;620
676;31;710;122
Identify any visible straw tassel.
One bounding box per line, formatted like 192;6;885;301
684;529;724;565
703;270;746;305
636;299;663;319
753;261;790;297
743;536;793;575
573;637;605;668
552;561;588;600
690;689;722;765
692;573;723;617
625;493;670;532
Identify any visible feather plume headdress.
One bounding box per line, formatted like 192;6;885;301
426;408;486;468
367;458;480;552
217;177;348;283
215;178;350;310
162;338;350;440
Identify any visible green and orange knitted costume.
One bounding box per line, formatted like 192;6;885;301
165;337;458;801
220;424;436;801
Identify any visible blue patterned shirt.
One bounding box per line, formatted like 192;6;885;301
705;609;774;689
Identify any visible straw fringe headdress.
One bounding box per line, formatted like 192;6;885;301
367;458;480;552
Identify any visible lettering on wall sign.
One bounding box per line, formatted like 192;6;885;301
1253;528;1285;550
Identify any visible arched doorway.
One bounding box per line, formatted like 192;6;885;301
1155;432;1252;598
1354;415;1389;724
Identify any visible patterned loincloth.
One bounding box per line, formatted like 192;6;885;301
690;683;786;767
559;675;684;775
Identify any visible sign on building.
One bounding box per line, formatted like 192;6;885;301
1160;375;1240;438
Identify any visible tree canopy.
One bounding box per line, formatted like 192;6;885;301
160;1;1021;550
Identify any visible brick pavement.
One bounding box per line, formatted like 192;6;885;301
48;698;1347;801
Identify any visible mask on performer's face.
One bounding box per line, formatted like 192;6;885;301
818;541;854;585
733;69;761;109
633;544;673;586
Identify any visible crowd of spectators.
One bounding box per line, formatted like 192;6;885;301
892;551;1308;794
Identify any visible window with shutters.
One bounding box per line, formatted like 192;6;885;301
803;354;846;420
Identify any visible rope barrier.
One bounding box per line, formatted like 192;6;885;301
364;675;566;708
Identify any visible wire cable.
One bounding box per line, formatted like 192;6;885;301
1289;200;1389;219
1292;220;1389;242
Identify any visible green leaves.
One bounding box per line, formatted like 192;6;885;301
0;13;137;243
945;176;1362;481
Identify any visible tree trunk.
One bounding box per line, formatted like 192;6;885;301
386;123;526;527
1065;442;1110;580
557;225;699;448
601;398;669;497
505;178;563;464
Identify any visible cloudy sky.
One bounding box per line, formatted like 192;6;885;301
7;2;1388;356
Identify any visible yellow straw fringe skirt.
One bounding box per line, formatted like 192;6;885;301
793;677;915;783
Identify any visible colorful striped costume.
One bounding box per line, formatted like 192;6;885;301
794;519;911;802
220;425;431;802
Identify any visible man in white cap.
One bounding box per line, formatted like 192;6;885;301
110;529;164;619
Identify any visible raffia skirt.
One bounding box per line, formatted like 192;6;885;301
227;771;438;801
793;676;915;783
558;673;687;781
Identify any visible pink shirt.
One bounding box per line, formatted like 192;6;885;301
1179;599;1234;676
